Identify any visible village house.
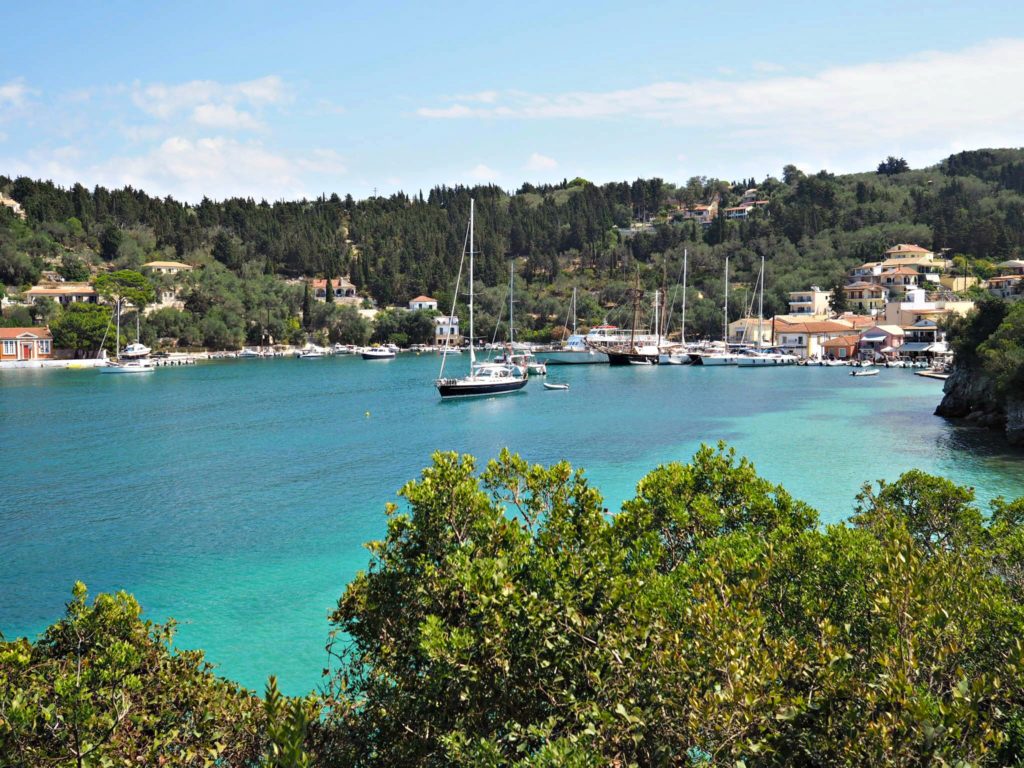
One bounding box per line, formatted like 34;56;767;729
822;334;861;360
987;260;1024;302
772;318;858;359
408;295;438;311
859;324;905;360
24;283;98;307
141;260;194;275
880;267;923;295
787;286;832;317
433;315;461;346
899;318;949;363
312;277;359;304
882;287;975;326
728;317;773;345
849;261;883;283
842;282;886;314
0;327;53;362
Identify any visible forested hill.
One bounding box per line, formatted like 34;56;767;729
3;148;1024;331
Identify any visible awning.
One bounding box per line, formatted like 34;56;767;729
862;334;887;342
880;346;895;353
900;342;932;352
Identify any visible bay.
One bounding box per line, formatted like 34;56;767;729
2;354;1023;695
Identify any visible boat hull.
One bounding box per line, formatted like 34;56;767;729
436;378;528;398
690;353;737;366
540;349;609;365
361;352;395;360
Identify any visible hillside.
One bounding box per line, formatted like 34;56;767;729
2;149;1024;347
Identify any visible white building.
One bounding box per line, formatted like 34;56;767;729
408;295;438;311
787;286;833;317
434;315;461;345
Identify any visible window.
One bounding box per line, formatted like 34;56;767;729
39;340;51;354
2;340;14;355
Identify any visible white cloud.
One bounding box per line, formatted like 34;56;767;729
466;163;500;181
132;76;288;129
416;39;1024;162
525;152;558;171
192;103;263;131
0;79;29;108
752;61;785;73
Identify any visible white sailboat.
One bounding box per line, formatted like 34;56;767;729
436;199;528;398
660;248;693;365
737;256;798;367
539;288;610;365
102;300;155;374
690;255;738;366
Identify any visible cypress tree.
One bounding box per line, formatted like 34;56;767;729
302;281;312;329
325;274;335;304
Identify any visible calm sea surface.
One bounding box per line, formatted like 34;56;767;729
3;355;1024;694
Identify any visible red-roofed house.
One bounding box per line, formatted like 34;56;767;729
311;277;359;304
408;295;438;311
1;327;53;362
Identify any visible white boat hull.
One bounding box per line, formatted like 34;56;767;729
540;349;609;365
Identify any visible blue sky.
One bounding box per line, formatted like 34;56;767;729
2;1;1024;201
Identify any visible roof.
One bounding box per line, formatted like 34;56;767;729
841;315;879;328
409;295;437;303
311;277;355;289
881;267;921;277
0;327;52;340
25;283;97;296
988;275;1024;283
823;334;861;347
141;260;193;269
996;259;1024;269
885;243;932;255
865;324;905;336
843;281;885;292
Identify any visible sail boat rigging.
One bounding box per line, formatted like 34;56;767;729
435;199;529;398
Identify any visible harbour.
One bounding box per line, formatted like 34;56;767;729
3;353;1023;695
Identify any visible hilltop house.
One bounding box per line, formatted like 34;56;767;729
987;260;1024;302
24;283;98;306
141;260;194;275
408;295;438;311
1;327;53;362
312;277;359;304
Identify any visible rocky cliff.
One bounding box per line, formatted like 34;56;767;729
936;366;1024;445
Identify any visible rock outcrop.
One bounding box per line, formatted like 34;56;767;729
936;366;1024;445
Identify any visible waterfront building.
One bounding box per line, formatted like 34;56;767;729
408;295;438;311
0;327;53;362
787;286;832;317
312;277;359;304
141;260;194;275
822;334;861;360
773;319;859;359
899;318;949;362
434;315;461;346
859;324;905;360
728;317;773;345
24;283;98;306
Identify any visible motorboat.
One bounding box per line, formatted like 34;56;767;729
361;346;396;360
543;382;570;390
298;347;326;359
851;368;879;377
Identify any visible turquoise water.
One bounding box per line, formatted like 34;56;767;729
3;355;1024;695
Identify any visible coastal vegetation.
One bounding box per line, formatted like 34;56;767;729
4;147;1024;349
937;297;1024;443
5;446;1024;766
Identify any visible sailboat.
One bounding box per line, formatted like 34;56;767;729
689;255;738;366
435;199;529;398
538;287;610;365
101;299;155;374
590;274;661;365
659;248;693;365
737;256;798;367
496;263;546;375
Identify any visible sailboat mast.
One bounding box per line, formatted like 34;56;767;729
758;255;764;350
571;286;577;335
681;248;688;345
115;298;121;357
723;256;729;344
509;262;514;346
653;290;660;345
469;198;475;365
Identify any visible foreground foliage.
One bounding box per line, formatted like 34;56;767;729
5;446;1024;766
321;446;1024;766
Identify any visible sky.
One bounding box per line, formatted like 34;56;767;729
2;0;1024;202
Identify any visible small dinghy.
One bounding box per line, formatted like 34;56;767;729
851;368;879;377
543;382;570;390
